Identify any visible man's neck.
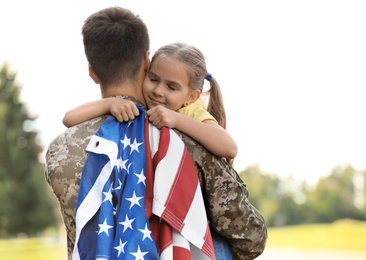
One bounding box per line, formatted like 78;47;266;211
101;84;146;107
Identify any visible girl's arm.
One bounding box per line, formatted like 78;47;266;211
147;105;238;159
63;97;139;127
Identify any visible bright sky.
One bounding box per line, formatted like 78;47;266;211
1;1;365;184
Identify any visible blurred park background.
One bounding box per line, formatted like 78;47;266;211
1;0;366;259
1;61;366;258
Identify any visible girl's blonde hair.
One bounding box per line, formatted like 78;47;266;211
151;43;227;129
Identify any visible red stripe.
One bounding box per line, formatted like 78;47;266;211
159;220;173;253
152;127;170;172
173;246;192;260
144;119;160;250
146;124;215;259
201;227;215;260
162;147;198;231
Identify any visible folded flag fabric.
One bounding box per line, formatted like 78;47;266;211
73;107;159;260
145;121;215;260
73;106;215;259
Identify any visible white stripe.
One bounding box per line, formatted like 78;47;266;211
72;136;118;259
153;134;185;214
160;244;173;260
148;126;214;259
72;160;113;259
86;135;119;162
172;229;190;249
181;184;208;248
149;127;186;216
148;124;160;157
190;243;212;260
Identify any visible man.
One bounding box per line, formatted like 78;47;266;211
45;6;267;260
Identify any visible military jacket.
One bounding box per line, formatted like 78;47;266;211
45;97;267;260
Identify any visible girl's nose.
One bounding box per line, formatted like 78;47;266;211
152;84;164;97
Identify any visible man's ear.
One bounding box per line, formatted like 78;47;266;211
144;50;151;72
88;65;100;84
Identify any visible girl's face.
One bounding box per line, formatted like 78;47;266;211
143;57;196;111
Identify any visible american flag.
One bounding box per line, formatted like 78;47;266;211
145;122;215;260
73;106;215;260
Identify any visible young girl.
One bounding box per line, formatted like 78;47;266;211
63;42;237;162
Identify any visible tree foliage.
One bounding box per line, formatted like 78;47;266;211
306;165;365;222
239;164;366;227
0;62;57;237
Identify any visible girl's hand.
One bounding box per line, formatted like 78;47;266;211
109;98;140;122
146;105;178;129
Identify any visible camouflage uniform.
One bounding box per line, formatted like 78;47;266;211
45;97;267;260
177;133;267;259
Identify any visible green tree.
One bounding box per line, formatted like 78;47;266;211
240;164;366;227
0;62;57;236
240;165;308;227
362;168;366;214
305;165;366;223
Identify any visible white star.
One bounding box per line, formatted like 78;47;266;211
114;238;127;257
98;218;113;236
126;191;143;209
102;185;113;204
116;157;129;171
130;245;148;260
113;178;122;190
120;135;131;149
127;162;132;174
119;214;135;232
134;169;146;186
130;138;143;154
139;223;153;241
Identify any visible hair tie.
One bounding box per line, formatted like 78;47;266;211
205;73;212;81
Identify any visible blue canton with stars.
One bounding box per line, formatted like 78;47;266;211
76;106;159;260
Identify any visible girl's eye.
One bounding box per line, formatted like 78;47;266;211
150;77;158;82
147;72;159;82
168;85;177;91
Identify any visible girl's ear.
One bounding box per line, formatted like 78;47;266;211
88;66;100;84
185;89;201;106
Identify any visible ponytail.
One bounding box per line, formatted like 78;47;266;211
205;77;227;129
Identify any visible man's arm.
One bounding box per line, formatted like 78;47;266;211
176;131;268;260
44;116;107;259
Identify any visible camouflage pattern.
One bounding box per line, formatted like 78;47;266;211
44;115;107;258
45;98;267;260
176;132;268;260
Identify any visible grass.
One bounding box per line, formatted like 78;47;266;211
0;219;365;259
0;237;65;260
0;229;66;260
266;219;366;252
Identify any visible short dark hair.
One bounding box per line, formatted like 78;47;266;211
82;6;150;86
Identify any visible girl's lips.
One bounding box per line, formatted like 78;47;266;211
149;97;165;106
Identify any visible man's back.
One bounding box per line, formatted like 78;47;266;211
45;113;267;260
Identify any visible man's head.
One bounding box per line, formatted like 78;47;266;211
82;7;150;89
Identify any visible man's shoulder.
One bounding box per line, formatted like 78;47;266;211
46;116;107;159
173;129;216;168
52;117;106;142
173;129;196;145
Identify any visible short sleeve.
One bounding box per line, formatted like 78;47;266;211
178;103;217;122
